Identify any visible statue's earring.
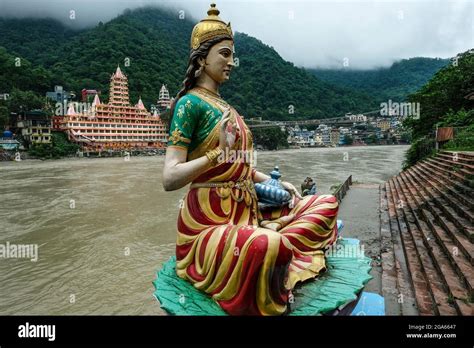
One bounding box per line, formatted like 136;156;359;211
195;64;204;78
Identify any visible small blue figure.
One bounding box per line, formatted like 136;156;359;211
301;177;317;196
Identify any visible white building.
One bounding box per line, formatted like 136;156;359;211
345;113;367;122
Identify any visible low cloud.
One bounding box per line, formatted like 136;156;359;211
0;0;472;69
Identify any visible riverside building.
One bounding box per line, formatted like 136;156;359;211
62;66;168;151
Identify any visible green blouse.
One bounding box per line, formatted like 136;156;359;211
167;93;223;153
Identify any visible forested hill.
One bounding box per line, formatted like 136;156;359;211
0;7;452;122
0;17;81;65
310;57;450;103
403;50;473;166
226;33;376;120
0;7;376;121
406;50;473;141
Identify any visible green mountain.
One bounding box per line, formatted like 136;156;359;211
0;46;53;94
226;33;376;120
310;57;450;103
0;7;376;121
0;17;80;66
0;47;57;128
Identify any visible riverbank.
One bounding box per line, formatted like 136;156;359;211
1;144;408;163
0;148;166;162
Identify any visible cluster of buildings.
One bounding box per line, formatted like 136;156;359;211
2;66;171;152
287;113;405;147
1;67;411;154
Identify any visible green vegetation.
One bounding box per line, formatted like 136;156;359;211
225;33;376;119
366;134;377;145
0;7;465;161
0;17;80;65
330;183;342;195
311;57;449;104
0;7;376;123
443;125;474;151
403;50;473;168
0;47;53;129
28;132;79;159
404;136;437;169
251;127;289;150
342;134;353;145
439;109;474;151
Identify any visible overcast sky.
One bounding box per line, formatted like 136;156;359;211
0;0;472;69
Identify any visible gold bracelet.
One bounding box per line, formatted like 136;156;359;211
210;148;223;164
206;148;223;164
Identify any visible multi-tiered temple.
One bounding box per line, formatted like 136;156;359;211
157;84;172;112
62;66;168;151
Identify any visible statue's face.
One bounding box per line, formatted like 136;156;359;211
201;39;234;84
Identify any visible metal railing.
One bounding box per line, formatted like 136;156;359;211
334;175;353;202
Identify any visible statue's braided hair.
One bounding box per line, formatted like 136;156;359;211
169;35;231;128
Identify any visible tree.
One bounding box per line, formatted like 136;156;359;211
252;127;289;150
366;134;377;144
0;104;9;129
343;134;353;145
7;89;45;114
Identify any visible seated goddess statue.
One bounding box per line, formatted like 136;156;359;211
162;3;339;316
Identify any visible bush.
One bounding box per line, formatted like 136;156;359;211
443;124;474;152
28;143;53;158
50;132;79;157
252;127;289;150
28;132;79;159
403;136;436;169
438;109;474;128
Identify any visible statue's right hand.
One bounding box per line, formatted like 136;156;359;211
219;107;232;151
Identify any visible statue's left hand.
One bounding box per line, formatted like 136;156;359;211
281;181;303;208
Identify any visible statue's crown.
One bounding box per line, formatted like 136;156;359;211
190;3;233;50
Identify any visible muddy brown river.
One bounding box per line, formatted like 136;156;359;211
0;145;408;314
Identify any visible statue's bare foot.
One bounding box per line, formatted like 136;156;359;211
260;221;280;231
260;214;295;231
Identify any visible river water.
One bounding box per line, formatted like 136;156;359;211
0;145;408;315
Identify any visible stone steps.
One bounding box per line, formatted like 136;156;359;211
380;151;474;316
382;183;418;315
421;159;474;198
409;165;474;244
398;172;472;316
388;177;439;315
440;150;474;164
391;176;457;315
417;161;474;211
425;158;472;183
436;153;474;173
380;184;403;315
385;181;424;314
402;170;474;298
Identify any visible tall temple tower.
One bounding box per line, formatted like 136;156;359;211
109;66;130;106
157;84;171;112
61;65;168;151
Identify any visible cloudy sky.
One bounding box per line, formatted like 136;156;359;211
0;0;472;69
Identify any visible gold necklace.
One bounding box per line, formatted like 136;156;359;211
195;85;220;98
193;86;229;110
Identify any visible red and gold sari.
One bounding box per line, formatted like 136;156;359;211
168;87;338;315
